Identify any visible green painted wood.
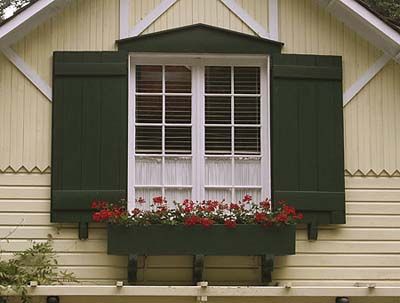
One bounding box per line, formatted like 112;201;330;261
107;224;296;256
271;54;345;227
117;23;283;54
51;51;128;224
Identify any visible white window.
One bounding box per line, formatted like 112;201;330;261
128;54;270;210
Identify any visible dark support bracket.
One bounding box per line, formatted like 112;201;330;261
47;296;60;303
261;254;274;284
0;297;6;303
336;297;350;303
193;254;205;284
127;254;138;285
78;222;89;240
307;221;318;240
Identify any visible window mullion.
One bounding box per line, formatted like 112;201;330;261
231;66;235;203
161;65;166;199
198;63;206;201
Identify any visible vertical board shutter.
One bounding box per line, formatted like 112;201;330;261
271;54;345;225
52;52;128;223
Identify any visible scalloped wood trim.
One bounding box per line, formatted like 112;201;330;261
0;165;51;174
345;169;400;177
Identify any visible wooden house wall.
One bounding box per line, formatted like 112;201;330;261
1;0;400;291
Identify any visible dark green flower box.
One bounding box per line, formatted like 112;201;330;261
107;224;296;256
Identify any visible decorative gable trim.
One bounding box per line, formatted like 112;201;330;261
117;23;283;54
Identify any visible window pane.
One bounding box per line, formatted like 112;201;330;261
234;67;260;94
136;65;162;93
135;187;162;210
165;127;191;154
235;189;261;203
234;158;261;186
135;95;162;123
165;96;191;124
135;157;162;185
205;127;231;154
165;188;192;207
205;188;232;201
234;127;260;154
136;126;162;153
205;157;232;185
165;66;191;93
205;66;231;94
165;157;192;185
234;97;260;124
205;96;231;124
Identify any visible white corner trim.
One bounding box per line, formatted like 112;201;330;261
268;0;279;41
343;53;391;106
220;0;270;40
119;0;130;39
337;0;400;46
129;0;178;37
1;47;52;101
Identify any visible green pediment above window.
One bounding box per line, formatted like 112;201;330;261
116;23;283;54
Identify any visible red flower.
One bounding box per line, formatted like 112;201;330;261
92;212;102;222
184;215;200;226
91;200;98;209
200;218;214;228
282;205;296;216
153;196;166;204
276;213;288;223
294;213;304;220
136;197;145;204
242;194;252;203
255;212;267;223
224;219;237;229
132;208;141;216
260;200;270;210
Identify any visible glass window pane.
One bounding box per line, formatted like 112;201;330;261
135;95;162;123
165;127;191;154
165;157;192;185
234;97;260;124
205;126;231;154
165;96;191;124
234;189;261;203
135;187;162;210
205;66;231;94
165;66;191;93
234;67;260;94
136;65;162;93
135;126;162;154
205;188;232;201
165;188;192;207
205;96;231;124
135;157;162;185
234;127;260;154
234;158;261;186
205;157;232;185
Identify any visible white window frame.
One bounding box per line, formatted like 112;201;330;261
128;53;270;211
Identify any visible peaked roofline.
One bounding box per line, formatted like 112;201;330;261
117;23;284;47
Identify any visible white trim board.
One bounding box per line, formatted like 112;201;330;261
7;285;400;297
119;0;130;39
129;0;178;37
268;0;279;40
220;0;270;40
1;46;52;101
343;53;391;106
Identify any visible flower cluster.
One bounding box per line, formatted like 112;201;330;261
91;196;303;228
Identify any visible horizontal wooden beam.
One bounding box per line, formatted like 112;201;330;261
4;285;400;297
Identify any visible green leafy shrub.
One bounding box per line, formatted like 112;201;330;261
0;241;76;303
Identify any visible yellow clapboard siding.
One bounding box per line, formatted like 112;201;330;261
0;226;107;240
296;241;400;253
346;202;400;215
296;228;400;241
0;186;50;199
345;176;400;189
0;200;50;212
346;190;400;201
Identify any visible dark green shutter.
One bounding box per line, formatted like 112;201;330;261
271;54;345;231
51;51;128;225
